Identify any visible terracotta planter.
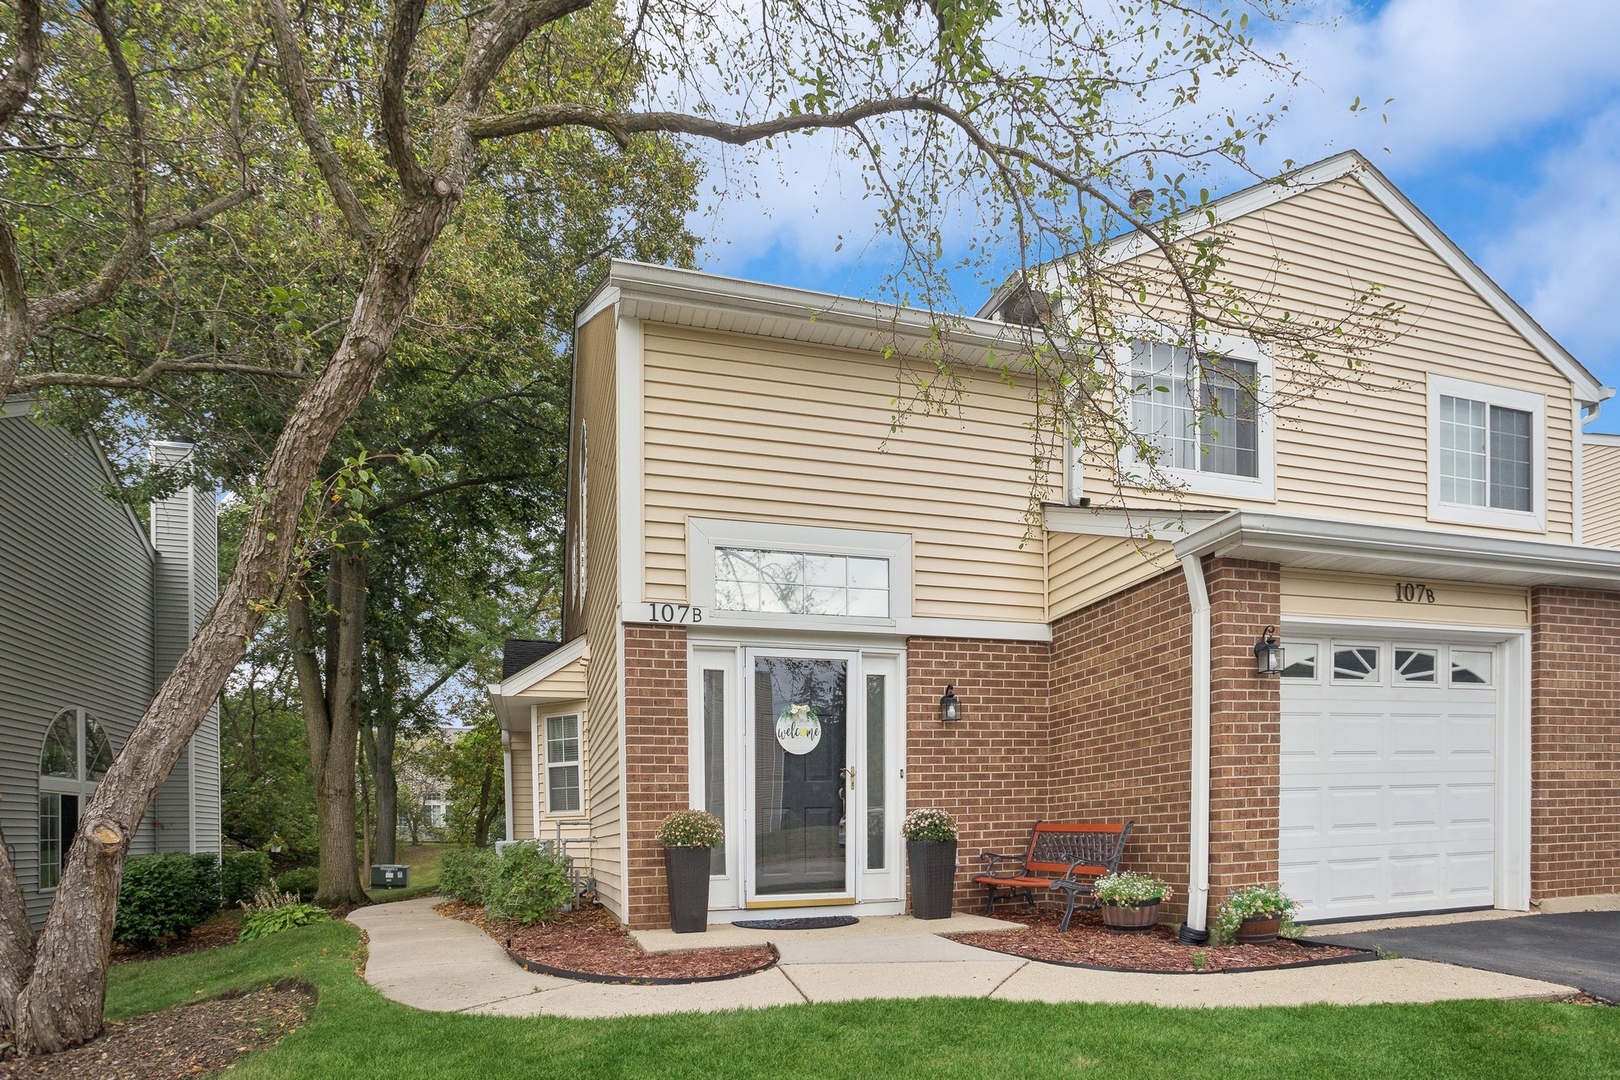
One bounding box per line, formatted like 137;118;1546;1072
1235;914;1281;944
907;839;957;920
664;846;712;933
1100;900;1161;933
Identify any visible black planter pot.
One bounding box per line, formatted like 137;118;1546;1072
664;846;712;933
907;839;957;920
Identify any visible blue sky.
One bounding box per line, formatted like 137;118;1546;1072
687;1;1620;432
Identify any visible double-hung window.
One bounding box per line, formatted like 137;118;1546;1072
1428;375;1544;530
545;714;581;814
1121;337;1272;498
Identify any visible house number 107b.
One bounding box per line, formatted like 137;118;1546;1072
646;603;703;624
1394;582;1435;604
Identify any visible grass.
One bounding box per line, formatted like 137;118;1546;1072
365;842;449;903
103;918;1620;1080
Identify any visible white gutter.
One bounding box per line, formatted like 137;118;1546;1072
1179;553;1212;937
501;728;514;843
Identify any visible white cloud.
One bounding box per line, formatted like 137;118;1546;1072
1481;103;1620;373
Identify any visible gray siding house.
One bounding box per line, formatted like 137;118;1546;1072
0;402;220;925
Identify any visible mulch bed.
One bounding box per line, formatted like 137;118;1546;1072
950;909;1368;973
0;980;314;1079
110;910;247;965
440;901;777;983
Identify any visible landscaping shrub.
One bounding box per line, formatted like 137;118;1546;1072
239;883;329;941
484;843;573;925
438;846;499;905
189;852;222;921
274;867;320;902
114;853;204;948
222;850;273;907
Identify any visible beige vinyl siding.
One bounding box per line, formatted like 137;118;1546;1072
641;326;1052;622
509;724;534;840
513;657;588;700
576;310;625;918
1103;177;1578;542
1280;569;1529;628
1048;533;1176;620
1582;442;1620;548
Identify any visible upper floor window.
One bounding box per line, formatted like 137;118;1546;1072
1438;396;1531;512
1428;375;1544;531
1116;334;1273;500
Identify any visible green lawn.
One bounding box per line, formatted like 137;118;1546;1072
364;842;449;903
105;919;1620;1079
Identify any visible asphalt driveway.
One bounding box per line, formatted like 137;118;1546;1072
1313;911;1620;1001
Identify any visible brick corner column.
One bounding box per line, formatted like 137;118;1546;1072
621;623;689;929
1203;557;1282;914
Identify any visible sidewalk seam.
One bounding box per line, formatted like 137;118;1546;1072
777;965;813;1004
985;959;1029;999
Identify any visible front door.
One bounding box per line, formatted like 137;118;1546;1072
747;651;854;902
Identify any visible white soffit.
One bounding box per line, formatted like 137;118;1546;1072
1583;433;1620;449
1174;511;1620;590
984;151;1609;407
576;260;1038;369
1043;504;1228;540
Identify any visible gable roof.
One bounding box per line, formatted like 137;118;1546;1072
502;638;560;680
978;151;1610;408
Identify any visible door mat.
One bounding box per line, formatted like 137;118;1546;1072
732;916;859;931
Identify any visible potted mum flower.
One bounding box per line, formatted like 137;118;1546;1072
1093;872;1173;933
1214;884;1298;944
902;808;958;920
657;809;723;933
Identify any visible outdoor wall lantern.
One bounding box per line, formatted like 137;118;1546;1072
1254;625;1285;676
939;685;963;723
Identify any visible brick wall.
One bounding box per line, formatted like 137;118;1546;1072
621;624;689;929
1204;558;1282;912
1048;569;1194;920
905;638;1052;913
1530;587;1620;900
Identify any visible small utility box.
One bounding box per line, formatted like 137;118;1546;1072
370;864;409;889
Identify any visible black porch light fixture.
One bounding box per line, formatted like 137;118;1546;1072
1254;625;1285;676
939;685;963;723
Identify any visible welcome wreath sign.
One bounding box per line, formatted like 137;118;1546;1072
774;703;822;755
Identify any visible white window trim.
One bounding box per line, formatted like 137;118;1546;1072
1427;374;1546;533
687;518;913;632
1114;325;1276;501
542;710;583;816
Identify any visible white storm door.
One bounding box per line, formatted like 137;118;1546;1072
1280;639;1497;921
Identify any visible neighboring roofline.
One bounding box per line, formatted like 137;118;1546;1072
575;260;1037;368
979;151;1611;407
1583;432;1620;449
1173;510;1620;589
491;634;588;699
1043;504;1229;539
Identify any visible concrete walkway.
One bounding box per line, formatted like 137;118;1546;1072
348;899;1576;1019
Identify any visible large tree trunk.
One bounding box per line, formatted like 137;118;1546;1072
290;552;370;908
474;764;496;848
371;721;398;865
0;827;35;1034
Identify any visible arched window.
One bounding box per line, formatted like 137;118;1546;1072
38;708;112;890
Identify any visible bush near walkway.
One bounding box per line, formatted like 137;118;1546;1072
103;919;1620;1079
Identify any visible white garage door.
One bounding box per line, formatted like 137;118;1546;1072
1279;638;1497;922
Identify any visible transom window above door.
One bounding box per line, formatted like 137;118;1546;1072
1428;375;1544;531
715;548;889;618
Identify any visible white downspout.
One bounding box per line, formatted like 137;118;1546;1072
1180;553;1212;937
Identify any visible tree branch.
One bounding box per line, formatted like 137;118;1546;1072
367;472;527;518
11;358;305;392
0;0;42;135
468;94;942;144
261;0;377;245
380;0;429;194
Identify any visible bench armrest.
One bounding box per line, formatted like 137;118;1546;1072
979;852;1023;874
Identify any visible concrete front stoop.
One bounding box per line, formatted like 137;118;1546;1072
348;899;1576;1020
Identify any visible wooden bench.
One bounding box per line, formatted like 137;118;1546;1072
973;821;1134;932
